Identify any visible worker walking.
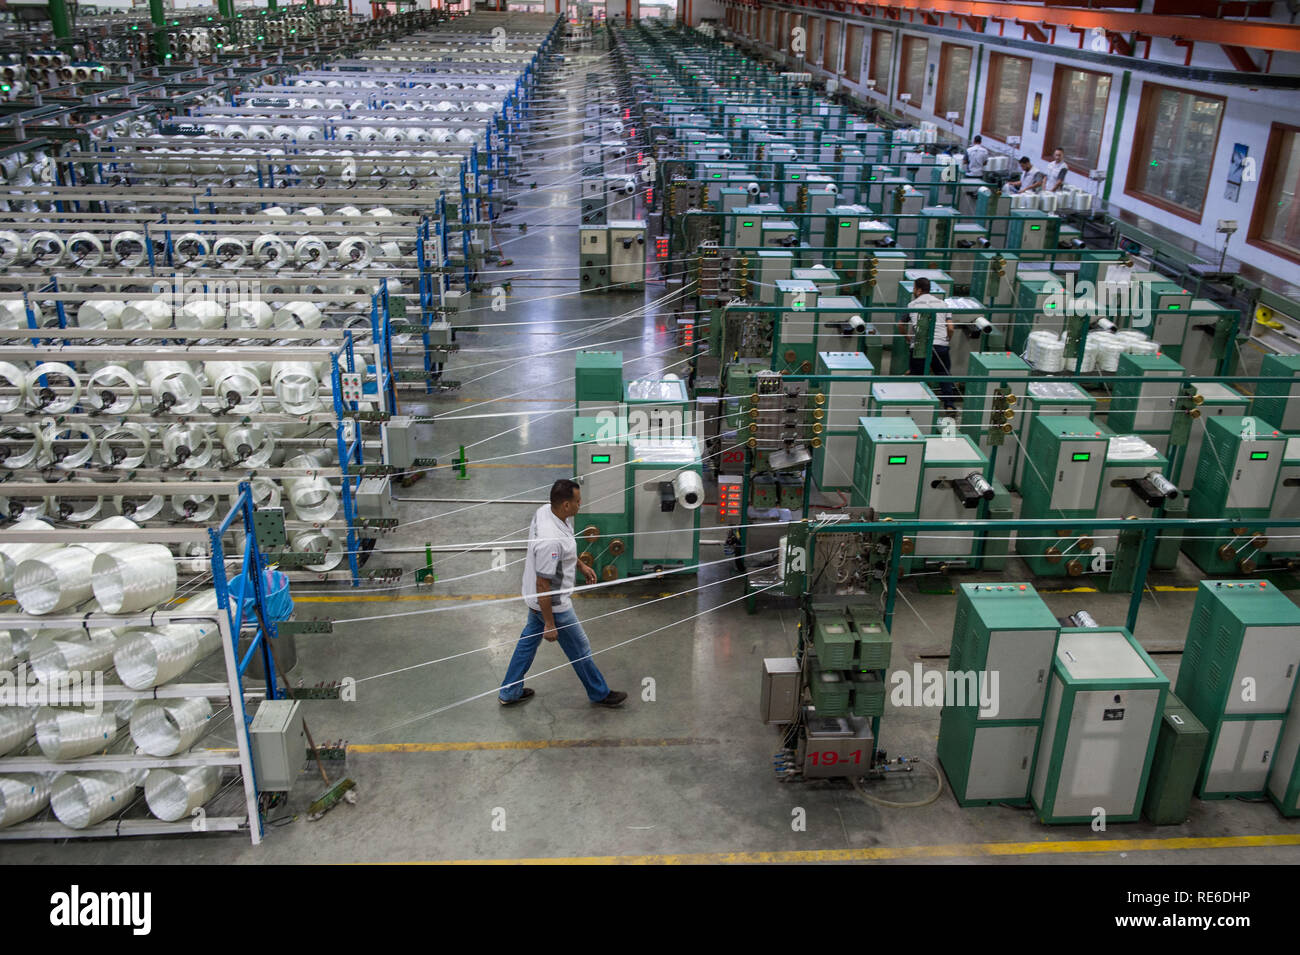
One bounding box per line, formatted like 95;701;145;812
499;479;627;708
964;135;989;177
901;277;958;411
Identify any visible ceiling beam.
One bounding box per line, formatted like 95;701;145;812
1220;43;1260;71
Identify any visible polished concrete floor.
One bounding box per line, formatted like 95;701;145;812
5;50;1300;866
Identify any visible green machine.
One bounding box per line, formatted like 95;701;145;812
974;187;1011;245
805;601;892;720
1143;693;1209;825
962;351;1030;487
753;250;794;305
1183;417;1286;575
1105;352;1185;457
1252;353;1300;433
849;416;925;514
1015;416;1110;577
867;381;940;433
915;206;958;271
1097;435;1182;580
811;351;873;492
906;435;993;572
575;350;624;417
626;437;703;575
1127;270;1193;351
1011;271;1063;354
1076;250;1133;288
573;416;631;581
1268;675;1300;817
624;376;691;442
791;266;841;297
892;270;953;374
1176;580;1300;799
1031;628;1169;825
1264;436;1300;566
1179;299;1238;377
937;583;1060;807
821;204;871;256
772;278;820;370
1006;209;1058;259
1174;382;1250;487
1011;381;1097;490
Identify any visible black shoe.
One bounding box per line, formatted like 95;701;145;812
499;688;535;706
594;690;627;707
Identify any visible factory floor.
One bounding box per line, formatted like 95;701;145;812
6;53;1300;867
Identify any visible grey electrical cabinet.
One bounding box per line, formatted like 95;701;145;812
249;699;305;792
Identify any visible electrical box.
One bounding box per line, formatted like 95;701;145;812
1012;381;1097;490
1016;416;1109;576
607;219;647;291
1179;300;1236;377
909;435;990;568
627;438;702;573
937;582;1060;806
355;476;395;522
1144;693;1209;825
575;350;624;417
1007;209;1058;257
868;381;939;433
1031;628;1168;824
249;699;304;792
755;250;794;304
573;416;628;516
1107;352;1185;438
1174;382;1249;487
850;416;925;515
1265;437;1300;562
579;224;610;291
1177;580;1300;798
799;716;875;778
962;351;1030;487
1253;353;1300;433
812;351;873;492
382;416;436;469
761;657;800;724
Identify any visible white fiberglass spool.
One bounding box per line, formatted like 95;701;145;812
221;424;275;467
0;361;27;413
337;205;362;218
113;492;164;523
0;518;58;594
65;231;104;269
211;235;248;270
25;231;64;267
358;126;381;143
36;708;119;760
0;423;45;470
85;366;138;415
223;123;248;140
0;774;51;827
1097;336;1127;372
273;301;324;331
291;528;342;571
271;124;297;141
41;421;96;470
114;591;221;689
272;362;321;415
1;708;39;758
176;299;226;331
15;547;95;614
145;765;221;822
45;479;104;524
74;516;139;558
92;544;177;613
0;299;41;328
173;232;210;269
145;361;203;414
24;363;81;414
76;299;126;329
240;476;281;511
0;230;22;268
28;629;119;683
130;697;213;757
246;124;273;141
161;423;213;468
227;299;275;329
171;493;217;523
294;235;328;271
296;125;321;142
336;236;373;269
120;297;172;330
50;771;140;829
252;234;290;271
110;231;150;268
97;422;151;468
205;362;262;413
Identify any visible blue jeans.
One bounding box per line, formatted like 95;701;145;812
499;608;610;702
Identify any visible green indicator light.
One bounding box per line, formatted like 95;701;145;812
1;85;8;92
1250;451;1269;461
742;221;753;227
591;454;611;464
1046;302;1056;309
1168;303;1181;309
712;173;721;178
792;174;800;179
1030;224;1041;231
840;221;850;227
887;455;908;465
1071;452;1091;462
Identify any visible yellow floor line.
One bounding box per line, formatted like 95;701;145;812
350;737;716;753
293;591;674;603
395;834;1300;865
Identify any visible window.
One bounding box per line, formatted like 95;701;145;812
787;14;802;59
870;30;892;93
936;43;972;126
823;20;840;72
808;17;823;65
1046;66;1112;172
982;53;1030;142
844;25;864;83
1126;83;1225;221
898;35;928;107
1248;123;1300;265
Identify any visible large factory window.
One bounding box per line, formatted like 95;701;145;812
809;16;824;65
936;43;972;126
898;35;928;107
1046;65;1112;172
1126;83;1225;221
870;29;893;93
844;25;864;83
1249;122;1300;265
823;19;840;72
982;52;1030;143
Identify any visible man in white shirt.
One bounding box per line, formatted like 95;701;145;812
1006;156;1046;194
964;136;989;177
1044;147;1069;192
900;276;958;410
499;479;627;707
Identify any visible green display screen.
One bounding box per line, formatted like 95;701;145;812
791;174;800;179
742;221;754;227
712;173;721;178
887;455;908;465
1250;451;1269;461
591;454;611;464
1071;452;1091;462
1168;304;1181;309
840;221;852;227
1030;225;1042;231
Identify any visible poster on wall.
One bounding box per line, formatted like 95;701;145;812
1030;92;1042;134
1225;143;1249;202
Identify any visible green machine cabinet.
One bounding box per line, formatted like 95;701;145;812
573;417;630;582
575;350;624;417
963;351;1031;487
1031;628;1169;825
1015;416;1109;576
626;438;702;575
1012;380;1097;491
812;351;873;492
1176;580;1300;798
1011;271;1062;354
1106;352;1185;452
773;278;820;371
1174;382;1250;487
1252;353;1300;433
849;416;925;514
1183;417;1286;575
868;381;940;433
1143;693;1209;825
937;582;1061;807
979;477;1014;571
969;251;1019;308
1268;693;1300;817
908;434;990;571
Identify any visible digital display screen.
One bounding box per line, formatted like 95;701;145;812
1030;225;1042;231
1071;452;1091;462
591;454;611;464
712;173;721;178
791;174;800;179
1250;451;1269;461
1167;304;1181;309
840;221;852;227
887;455;908;465
742;221;754;227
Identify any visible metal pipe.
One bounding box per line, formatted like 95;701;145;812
149;0;169;63
48;0;73;39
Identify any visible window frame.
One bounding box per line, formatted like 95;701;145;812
843;25;864;83
936;42;973;127
897;34;928;108
1124;82;1226;223
823;19;840;73
981;53;1031;143
1247;122;1300;267
1045;64;1113;175
869;29;893;94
